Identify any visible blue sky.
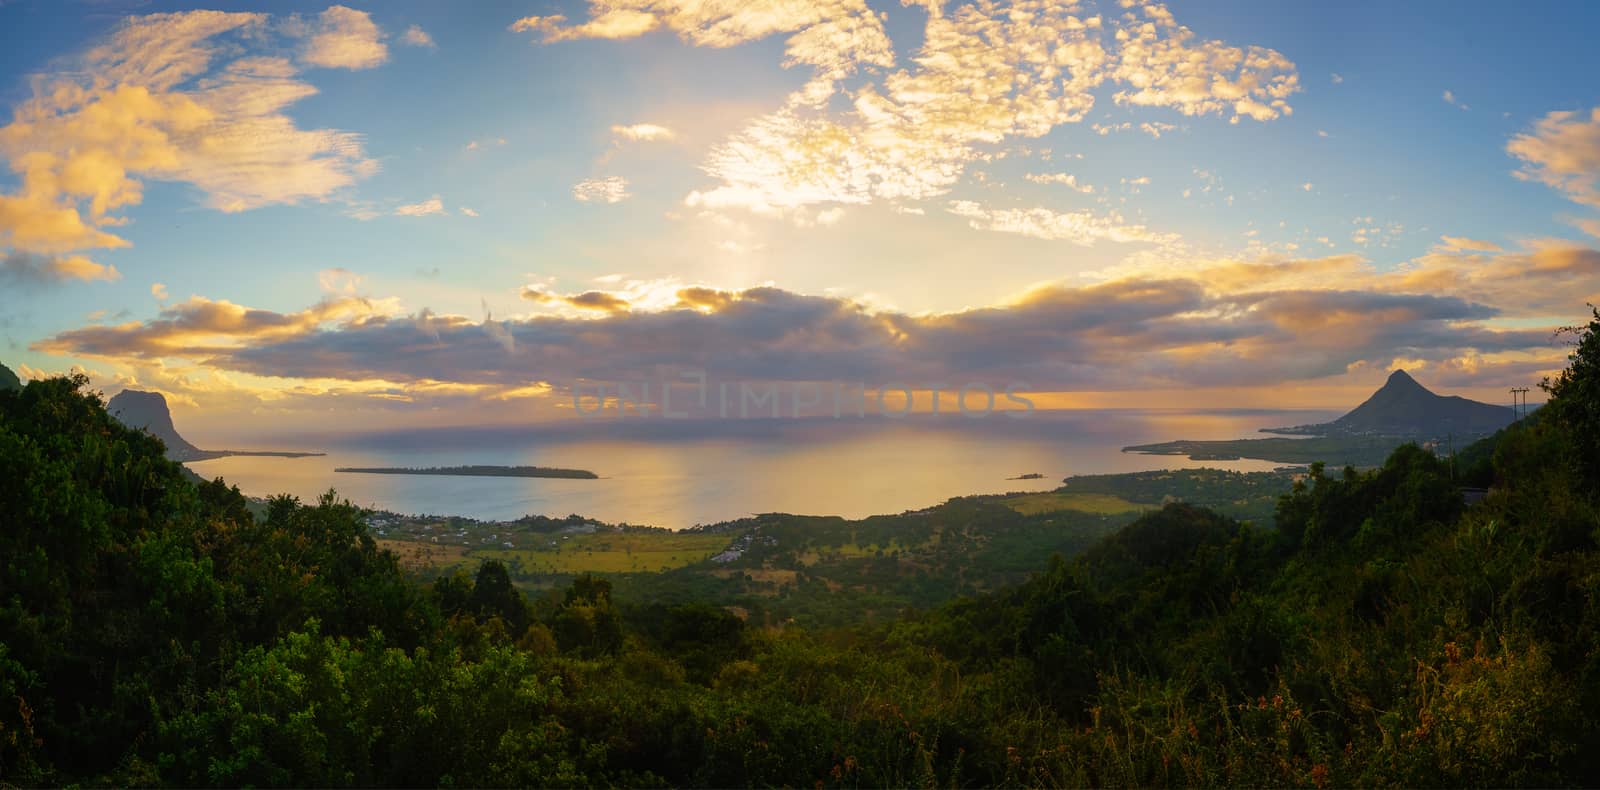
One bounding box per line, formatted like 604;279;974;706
1;0;1597;433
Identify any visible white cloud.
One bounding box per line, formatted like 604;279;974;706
1442;89;1469;110
296;5;388;70
946;200;1179;246
1435;235;1503;253
460;206;479;217
1110;4;1299;123
510;0;894;84
0;9;380;267
395;196;445;216
573;176;631;204
1140;122;1178;139
1508;107;1600;208
402;24;435;49
1331;72;1343;84
611;123;675;142
317;267;363;294
529;1;1297;216
1026;172;1095;193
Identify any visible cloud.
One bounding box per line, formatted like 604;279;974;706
395;196;445;216
533;1;1297;215
1391;241;1600;316
1331;72;1343;84
1508;107;1600;208
36;294;397;359
1436;235;1503;253
1442;89;1469;110
318;267;362;294
1110;3;1299;123
523;286;632;314
151;282;168;300
611;123;675;142
509;0;894;83
459;206;479;217
1;251;120;285
480;299;515;353
295;5;388;70
402;24;435;49
37;267;1559;399
573;176;631;204
947;200;1178;246
0;8;379;267
1025;172;1095;193
1140;122;1178;139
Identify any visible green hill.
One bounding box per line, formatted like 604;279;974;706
2;310;1600;786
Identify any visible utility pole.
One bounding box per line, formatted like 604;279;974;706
1509;387;1529;421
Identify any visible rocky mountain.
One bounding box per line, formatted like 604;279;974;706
107;390;208;460
1267;370;1515;438
0;362;19;392
107;389;323;462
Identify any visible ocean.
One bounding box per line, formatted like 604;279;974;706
185;408;1339;528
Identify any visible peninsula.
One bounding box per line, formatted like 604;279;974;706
335;465;599;479
1125;370;1517;466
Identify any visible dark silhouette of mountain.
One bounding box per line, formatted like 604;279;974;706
1265;370;1514;438
108;390;206;459
0;362;19;392
107;389;323;462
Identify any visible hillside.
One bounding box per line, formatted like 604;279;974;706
0;362;19;391
2;309;1600;786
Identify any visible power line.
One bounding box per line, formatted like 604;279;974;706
1510;387;1529;421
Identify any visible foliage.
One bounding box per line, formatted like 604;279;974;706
5;309;1600;786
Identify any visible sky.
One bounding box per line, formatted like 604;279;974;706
1;0;1598;436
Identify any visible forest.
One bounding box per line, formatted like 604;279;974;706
2;311;1600;787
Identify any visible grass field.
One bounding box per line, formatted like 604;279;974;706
376;539;471;571
473;531;729;574
379;528;730;575
1001;491;1148;515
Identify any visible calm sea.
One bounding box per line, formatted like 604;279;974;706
185;409;1339;528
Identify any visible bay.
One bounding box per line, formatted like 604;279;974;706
186;409;1339;528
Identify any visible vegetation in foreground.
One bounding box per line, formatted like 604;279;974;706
2;311;1600;786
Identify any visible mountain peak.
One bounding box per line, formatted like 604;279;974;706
108;389;204;459
1384;369;1423;388
0;361;19;392
1321;369;1511;437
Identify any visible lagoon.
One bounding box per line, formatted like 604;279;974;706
186;408;1338;528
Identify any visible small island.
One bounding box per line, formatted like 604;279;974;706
335;465;598;479
1008;472;1046;480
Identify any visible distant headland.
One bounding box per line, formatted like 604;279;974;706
108;389;324;462
1125;370;1519;466
336;465;599;479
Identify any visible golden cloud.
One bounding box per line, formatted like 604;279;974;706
0;8;380;273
